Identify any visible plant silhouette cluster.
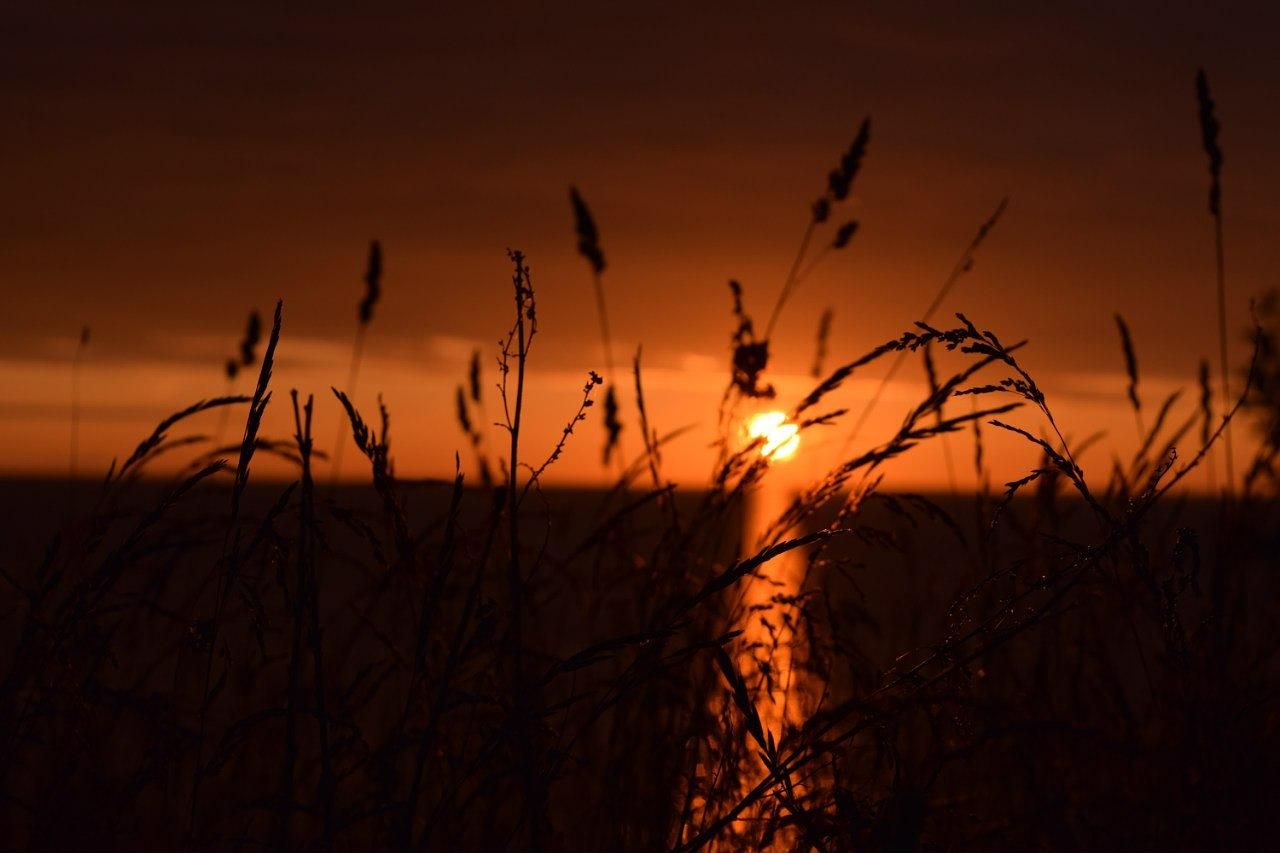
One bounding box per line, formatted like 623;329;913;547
3;73;1280;852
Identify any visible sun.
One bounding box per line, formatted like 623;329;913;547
746;410;800;461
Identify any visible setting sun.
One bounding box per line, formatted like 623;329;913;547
746;410;800;461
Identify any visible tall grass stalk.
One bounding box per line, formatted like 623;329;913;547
501;249;545;848
189;300;282;837
570;187;623;466
216;310;261;446
1197;68;1233;494
764;118;869;339
331;241;382;485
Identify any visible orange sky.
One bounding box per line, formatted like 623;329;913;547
2;4;1277;490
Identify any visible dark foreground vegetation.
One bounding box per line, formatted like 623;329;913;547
2;267;1279;851
4;73;1280;852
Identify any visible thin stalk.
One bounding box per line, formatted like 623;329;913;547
1214;213;1233;494
592;270;626;470
592;270;616;379
278;485;306;850
509;285;527;708
1197;68;1232;495
330;322;368;486
298;393;334;850
417;491;505;850
403;467;464;849
504;253;543;850
189;301;281;841
840;199;1007;455
763;219;817;339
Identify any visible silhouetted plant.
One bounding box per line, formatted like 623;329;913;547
1198;68;1234;492
570;186;623;465
331;240;383;483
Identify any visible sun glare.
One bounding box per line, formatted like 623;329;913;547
746;410;800;461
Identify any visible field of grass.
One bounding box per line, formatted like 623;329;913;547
3;74;1280;852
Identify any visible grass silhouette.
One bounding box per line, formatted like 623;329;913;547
3;71;1280;852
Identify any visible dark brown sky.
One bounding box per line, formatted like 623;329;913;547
3;3;1278;485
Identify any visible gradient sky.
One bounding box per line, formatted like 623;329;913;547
3;3;1278;489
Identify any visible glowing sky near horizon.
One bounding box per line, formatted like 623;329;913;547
2;3;1278;489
